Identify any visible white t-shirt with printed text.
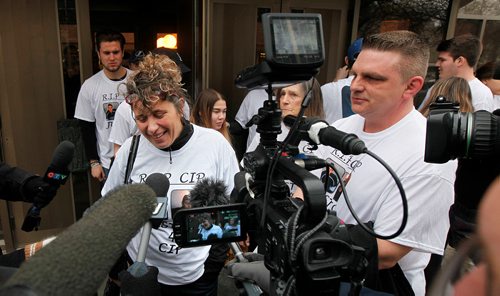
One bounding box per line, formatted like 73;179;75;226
74;69;132;169
315;110;456;296
102;125;240;285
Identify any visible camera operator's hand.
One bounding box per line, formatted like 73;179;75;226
118;265;161;296
225;252;270;294
22;176;58;207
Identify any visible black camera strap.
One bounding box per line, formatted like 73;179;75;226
124;135;140;184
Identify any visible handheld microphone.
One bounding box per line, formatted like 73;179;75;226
22;141;75;232
146;173;170;230
3;183;156;296
284;115;367;155
128;173;169;278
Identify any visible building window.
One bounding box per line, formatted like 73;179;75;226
456;0;500;65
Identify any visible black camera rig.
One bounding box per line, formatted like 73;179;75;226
425;96;500;163
232;93;370;295
231;13;410;295
232;13;368;295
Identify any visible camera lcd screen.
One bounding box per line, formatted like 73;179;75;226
263;13;324;67
272;18;320;55
173;203;247;247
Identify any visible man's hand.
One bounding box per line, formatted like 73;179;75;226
90;163;106;182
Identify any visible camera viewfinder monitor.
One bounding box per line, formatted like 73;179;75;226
173;203;247;248
262;13;325;68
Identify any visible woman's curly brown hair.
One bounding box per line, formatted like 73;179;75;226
124;53;187;111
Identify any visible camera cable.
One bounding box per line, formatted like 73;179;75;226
327;150;408;239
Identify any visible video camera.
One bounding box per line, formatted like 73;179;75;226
173;13;408;296
424;96;500;163
231;13;369;295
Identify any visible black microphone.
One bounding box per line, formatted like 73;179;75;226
293;156;327;171
284;115;367;155
189;177;229;207
316;122;367;155
2;183;156;296
128;173;170;278
22;141;75;232
146;173;170;229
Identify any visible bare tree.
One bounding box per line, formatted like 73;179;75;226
358;0;451;45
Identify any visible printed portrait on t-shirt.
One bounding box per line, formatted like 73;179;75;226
322;158;352;211
103;102;117;120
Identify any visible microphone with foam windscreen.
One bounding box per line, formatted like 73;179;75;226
22;140;75;232
127;173;169;278
189;177;228;207
2;183;156;296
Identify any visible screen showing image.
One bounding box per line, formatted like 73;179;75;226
272;18;319;55
185;209;242;243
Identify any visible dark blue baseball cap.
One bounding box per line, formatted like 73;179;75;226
347;38;363;65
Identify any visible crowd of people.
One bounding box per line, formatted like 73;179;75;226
1;27;499;296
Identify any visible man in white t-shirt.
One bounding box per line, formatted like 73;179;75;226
418;34;494;112
322;37;363;124
74;31;132;183
313;31;456;296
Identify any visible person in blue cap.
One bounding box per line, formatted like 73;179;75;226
321;37;363;124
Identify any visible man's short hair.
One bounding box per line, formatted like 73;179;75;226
436;34;482;68
95;31;126;52
362;30;430;81
200;213;212;222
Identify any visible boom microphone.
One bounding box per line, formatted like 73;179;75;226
22;141;75;232
3;183;156;296
129;173;170;278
